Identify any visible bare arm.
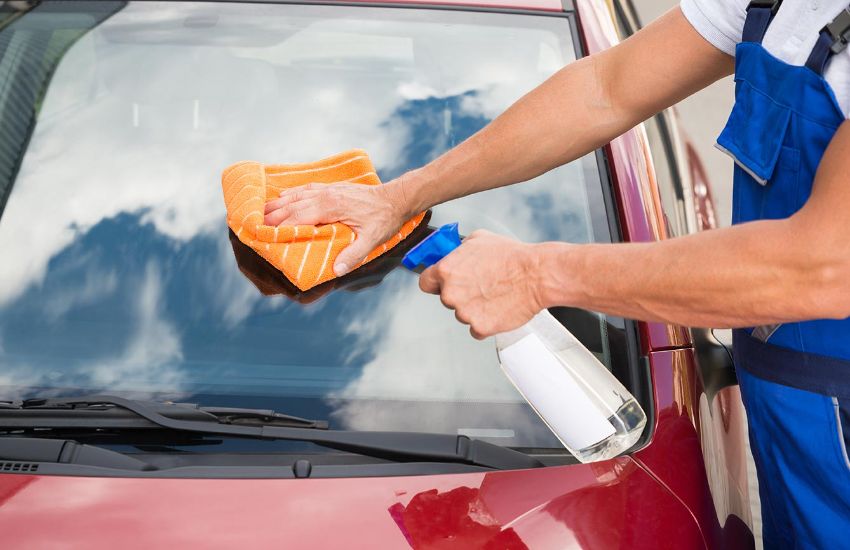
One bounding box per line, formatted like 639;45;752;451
538;122;850;328
398;7;733;215
264;8;733;274
419;122;850;337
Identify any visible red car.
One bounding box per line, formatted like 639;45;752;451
0;0;752;548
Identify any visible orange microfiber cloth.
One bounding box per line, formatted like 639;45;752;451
222;149;426;291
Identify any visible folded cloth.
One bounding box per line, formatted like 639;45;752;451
228;213;431;304
222;149;425;291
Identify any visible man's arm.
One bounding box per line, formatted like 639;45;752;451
264;8;733;275
397;7;733;215
420;122;850;337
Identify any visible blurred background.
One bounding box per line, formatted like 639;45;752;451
635;0;735;225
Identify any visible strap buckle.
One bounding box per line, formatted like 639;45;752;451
746;0;782;15
825;8;850;55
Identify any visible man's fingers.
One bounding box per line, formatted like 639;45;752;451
454;309;469;325
264;190;321;215
264;197;286;214
264;204;300;226
333;234;376;276
263;199;326;226
263;206;286;226
419;266;442;295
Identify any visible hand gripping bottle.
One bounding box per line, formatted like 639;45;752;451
402;223;646;463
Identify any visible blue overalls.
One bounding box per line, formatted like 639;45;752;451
716;1;850;546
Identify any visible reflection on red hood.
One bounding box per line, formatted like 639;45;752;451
0;458;704;549
389;486;527;549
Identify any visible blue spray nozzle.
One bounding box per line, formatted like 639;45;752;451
402;223;461;270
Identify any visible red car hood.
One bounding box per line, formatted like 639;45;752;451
0;458;704;549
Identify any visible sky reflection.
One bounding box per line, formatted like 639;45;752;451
0;2;605;446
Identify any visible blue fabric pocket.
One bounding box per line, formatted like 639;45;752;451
717;79;792;185
759;146;801;220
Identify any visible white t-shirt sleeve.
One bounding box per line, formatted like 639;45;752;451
680;0;750;56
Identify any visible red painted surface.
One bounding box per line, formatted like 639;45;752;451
0;459;703;549
634;349;754;550
0;1;753;548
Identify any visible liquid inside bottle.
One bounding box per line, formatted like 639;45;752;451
401;223;646;463
495;309;646;463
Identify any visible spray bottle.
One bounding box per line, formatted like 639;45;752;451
402;223;646;463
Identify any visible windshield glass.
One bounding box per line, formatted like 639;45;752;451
0;1;623;450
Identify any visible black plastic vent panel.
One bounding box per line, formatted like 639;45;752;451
0;461;39;473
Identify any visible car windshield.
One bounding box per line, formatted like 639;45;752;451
0;1;624;451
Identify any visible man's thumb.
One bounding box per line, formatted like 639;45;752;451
334;236;375;277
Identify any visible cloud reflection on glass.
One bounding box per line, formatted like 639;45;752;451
0;2;604;447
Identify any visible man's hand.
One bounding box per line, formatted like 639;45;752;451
264;179;410;276
419;231;547;339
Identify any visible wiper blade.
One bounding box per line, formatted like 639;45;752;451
0;397;327;429
0;395;541;470
196;406;328;428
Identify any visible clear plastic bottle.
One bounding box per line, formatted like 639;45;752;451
403;223;646;463
495;309;645;462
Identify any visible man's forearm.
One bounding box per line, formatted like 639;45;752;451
537;217;850;328
398;55;624;215
395;8;733;218
537;121;850;328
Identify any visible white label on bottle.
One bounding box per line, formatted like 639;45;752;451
499;333;616;451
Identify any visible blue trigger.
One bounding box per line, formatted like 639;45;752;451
402;223;461;270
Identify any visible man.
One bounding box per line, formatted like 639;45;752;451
264;0;850;546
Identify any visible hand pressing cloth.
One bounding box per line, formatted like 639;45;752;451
222;149;425;291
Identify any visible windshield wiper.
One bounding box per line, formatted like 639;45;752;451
0;395;542;470
0;397;328;429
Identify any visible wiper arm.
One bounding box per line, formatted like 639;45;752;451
0;395;541;470
0;397;327;429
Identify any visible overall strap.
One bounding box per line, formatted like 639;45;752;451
806;7;850;75
742;0;783;43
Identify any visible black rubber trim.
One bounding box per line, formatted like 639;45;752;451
0;460;493;479
591;128;655;454
624;334;654;453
